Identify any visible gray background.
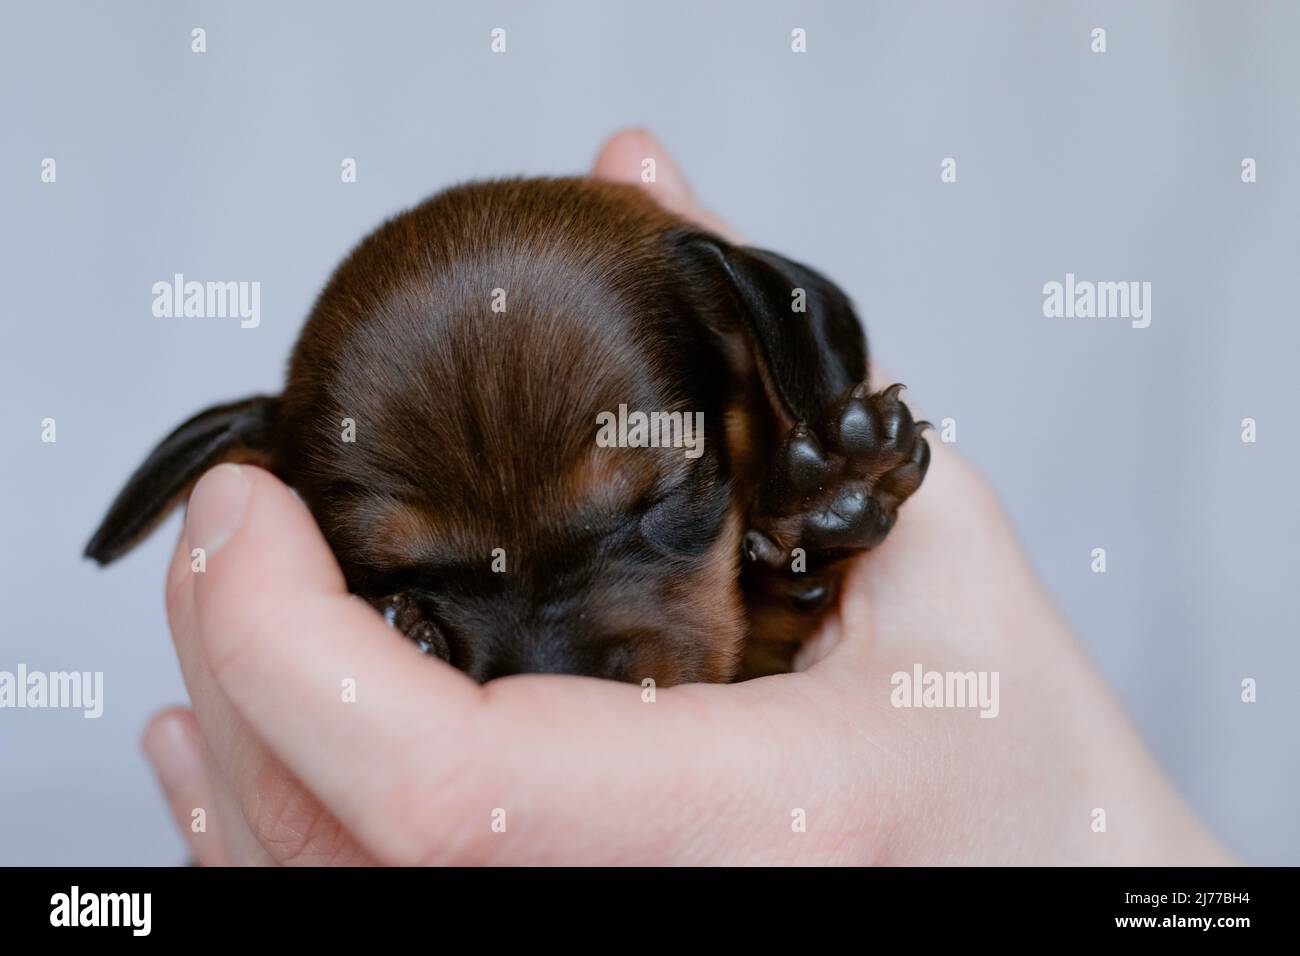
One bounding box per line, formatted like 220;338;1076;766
1;1;1296;865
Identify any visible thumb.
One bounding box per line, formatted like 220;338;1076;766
591;127;695;202
591;127;742;241
181;464;485;864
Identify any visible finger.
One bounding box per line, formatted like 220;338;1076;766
142;707;230;866
164;498;369;866
165;514;278;865
184;465;494;862
591;127;744;242
591;127;695;204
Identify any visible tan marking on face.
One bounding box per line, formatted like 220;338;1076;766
560;438;695;530
342;496;474;569
647;506;746;684
698;508;747;676
563;443;656;515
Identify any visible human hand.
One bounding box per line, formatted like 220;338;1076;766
143;129;1231;865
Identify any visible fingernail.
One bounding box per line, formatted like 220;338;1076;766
142;712;202;794
186;463;250;557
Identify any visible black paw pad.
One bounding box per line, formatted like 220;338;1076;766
877;429;931;506
804;481;893;551
828;388;883;458
777;424;830;497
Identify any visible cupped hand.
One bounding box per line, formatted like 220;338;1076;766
143;129;1230;866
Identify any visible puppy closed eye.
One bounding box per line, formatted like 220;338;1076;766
637;482;730;558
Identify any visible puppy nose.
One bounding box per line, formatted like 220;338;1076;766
461;639;575;683
456;631;636;684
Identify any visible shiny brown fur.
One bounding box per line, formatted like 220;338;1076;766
87;178;929;684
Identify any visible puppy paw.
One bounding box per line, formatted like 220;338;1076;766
371;592;451;661
744;382;930;569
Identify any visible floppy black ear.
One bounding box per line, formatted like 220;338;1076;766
677;234;868;425
85;396;280;565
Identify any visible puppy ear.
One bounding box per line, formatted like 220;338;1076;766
675;233;867;424
84;396;280;565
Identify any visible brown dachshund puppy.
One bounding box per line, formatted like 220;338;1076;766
86;178;929;684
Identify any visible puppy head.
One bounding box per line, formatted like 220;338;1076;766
87;179;865;685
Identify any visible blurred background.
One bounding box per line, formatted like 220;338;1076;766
1;0;1296;864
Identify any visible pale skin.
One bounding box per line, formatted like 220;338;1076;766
144;129;1233;865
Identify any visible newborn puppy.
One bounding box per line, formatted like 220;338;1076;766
86;178;929;684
